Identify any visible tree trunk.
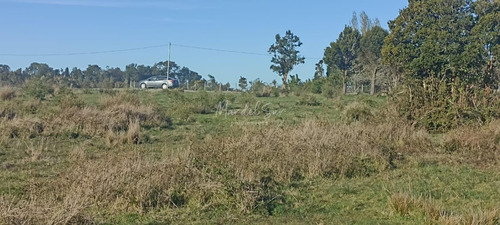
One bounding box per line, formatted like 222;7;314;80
342;70;347;94
370;67;378;95
282;72;288;90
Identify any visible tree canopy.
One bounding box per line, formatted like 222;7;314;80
268;30;305;89
0;61;202;89
324;26;361;94
382;0;500;88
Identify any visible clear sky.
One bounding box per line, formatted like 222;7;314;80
0;0;408;84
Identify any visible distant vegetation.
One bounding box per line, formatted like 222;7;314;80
0;61;231;91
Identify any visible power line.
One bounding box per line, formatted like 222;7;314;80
172;43;322;60
0;43;322;60
0;44;169;57
172;43;270;57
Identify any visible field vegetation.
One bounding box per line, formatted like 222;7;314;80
1;82;499;224
1;0;499;224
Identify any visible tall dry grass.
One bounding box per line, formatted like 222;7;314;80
1;148;188;224
443;120;500;167
194;119;432;183
0;118;433;223
388;192;500;224
0;87;16;101
0;91;172;141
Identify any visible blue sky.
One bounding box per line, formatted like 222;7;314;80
0;0;408;84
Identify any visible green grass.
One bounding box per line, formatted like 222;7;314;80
1;88;499;224
101;163;500;224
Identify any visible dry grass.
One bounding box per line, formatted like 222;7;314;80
0;117;44;139
2;89;499;224
194;119;432;183
0;87;16;101
388;192;500;225
0;90;171;141
443;120;500;167
1;148;197;224
105;119;142;146
388;193;413;216
0;117;433;223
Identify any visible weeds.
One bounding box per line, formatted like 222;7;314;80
193;119;430;183
342;101;374;123
1;87;499;224
388;192;500;224
296;94;321;106
23;78;54;101
442;120;500;166
391;78;500;132
0;87;16;101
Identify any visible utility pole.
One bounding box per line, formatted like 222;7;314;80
166;42;171;87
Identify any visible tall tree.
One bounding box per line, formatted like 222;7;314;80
84;65;102;88
70;67;83;87
469;0;500;87
268;30;305;89
360;25;389;95
382;0;476;85
125;63;139;87
25;63;53;78
324;26;361;94
0;64;11;85
359;11;372;35
238;76;248;91
314;60;324;80
177;66;201;88
351;12;359;31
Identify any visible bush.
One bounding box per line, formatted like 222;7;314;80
342;101;374;123
255;86;272;97
23;78;54;100
55;87;85;109
391;78;500;132
321;81;337;99
296;94;321;106
271;87;280;97
442;120;500;166
310;79;323;94
239;92;257;106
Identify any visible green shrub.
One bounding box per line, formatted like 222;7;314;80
310;79;323;94
55;87;85;109
239;92;257;106
296;94;321;106
271;87;280;97
391;78;500;132
23;78;54;100
255;86;272;97
321;81;337;99
342;101;373;123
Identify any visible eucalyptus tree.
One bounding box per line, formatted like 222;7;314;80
360;26;388;95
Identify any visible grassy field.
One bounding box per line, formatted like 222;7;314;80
0;87;499;224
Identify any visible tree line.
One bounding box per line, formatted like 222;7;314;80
269;0;499;96
0;61;222;89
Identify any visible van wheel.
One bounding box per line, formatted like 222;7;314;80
162;83;168;89
141;83;146;89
